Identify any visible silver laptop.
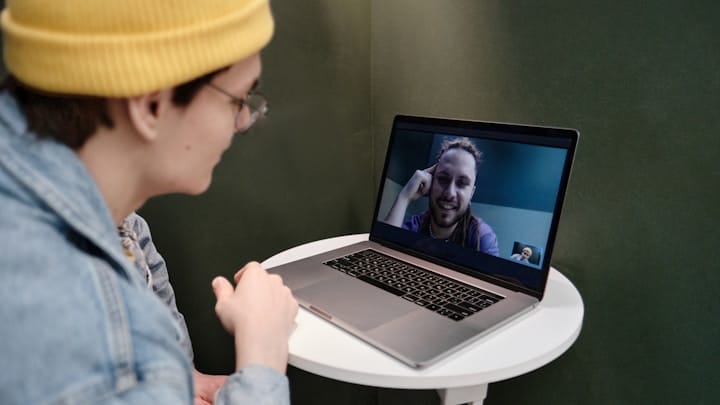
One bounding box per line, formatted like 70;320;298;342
269;115;578;368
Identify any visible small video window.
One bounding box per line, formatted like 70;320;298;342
509;242;542;266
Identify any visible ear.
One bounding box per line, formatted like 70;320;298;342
126;90;172;142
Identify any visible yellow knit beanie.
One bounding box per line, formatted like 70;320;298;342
1;0;274;97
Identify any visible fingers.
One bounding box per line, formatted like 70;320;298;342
193;370;227;405
212;261;298;374
233;261;260;283
213;262;296;332
194;397;212;405
211;276;236;333
211;277;233;302
424;164;436;174
418;170;433;196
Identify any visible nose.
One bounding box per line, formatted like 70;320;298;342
235;107;251;132
440;182;457;199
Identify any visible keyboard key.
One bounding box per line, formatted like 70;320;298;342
448;313;465;321
443;303;472;317
457;301;483;313
402;294;419;302
414;299;430;307
357;275;404;296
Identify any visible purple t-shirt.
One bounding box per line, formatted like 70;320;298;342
403;212;500;256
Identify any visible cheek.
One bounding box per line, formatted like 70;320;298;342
167;128;204;160
172;94;235;147
459;189;473;203
430;184;443;198
172;114;230;156
159;120;222;183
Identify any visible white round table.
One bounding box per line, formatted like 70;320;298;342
263;234;584;405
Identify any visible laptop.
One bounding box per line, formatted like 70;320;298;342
268;115;578;368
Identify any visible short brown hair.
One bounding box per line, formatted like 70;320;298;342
436;137;484;171
2;68;222;149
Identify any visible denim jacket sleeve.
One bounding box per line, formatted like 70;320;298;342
216;366;290;405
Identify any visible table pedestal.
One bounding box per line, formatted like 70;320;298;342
438;384;488;404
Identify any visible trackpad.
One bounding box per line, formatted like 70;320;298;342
294;275;416;331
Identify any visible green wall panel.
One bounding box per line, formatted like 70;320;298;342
372;1;720;404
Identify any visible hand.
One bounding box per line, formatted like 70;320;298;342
212;262;298;374
383;164;436;227
400;165;435;202
192;369;228;405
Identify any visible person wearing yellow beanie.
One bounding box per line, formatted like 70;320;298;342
0;1;298;404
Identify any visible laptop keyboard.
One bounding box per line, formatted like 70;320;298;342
324;249;503;322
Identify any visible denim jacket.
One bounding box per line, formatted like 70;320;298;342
118;213;195;361
0;92;289;404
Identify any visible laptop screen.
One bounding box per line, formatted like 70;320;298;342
371;115;578;297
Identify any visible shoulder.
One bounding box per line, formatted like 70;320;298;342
122;212;159;253
403;212;425;230
123;212;151;237
469;216;495;236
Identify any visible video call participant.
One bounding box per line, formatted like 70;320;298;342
511;246;533;264
384;137;499;255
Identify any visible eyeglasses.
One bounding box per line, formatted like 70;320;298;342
205;82;268;133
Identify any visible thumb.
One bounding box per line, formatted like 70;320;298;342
211;276;234;302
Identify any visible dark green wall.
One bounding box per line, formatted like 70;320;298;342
371;1;720;404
